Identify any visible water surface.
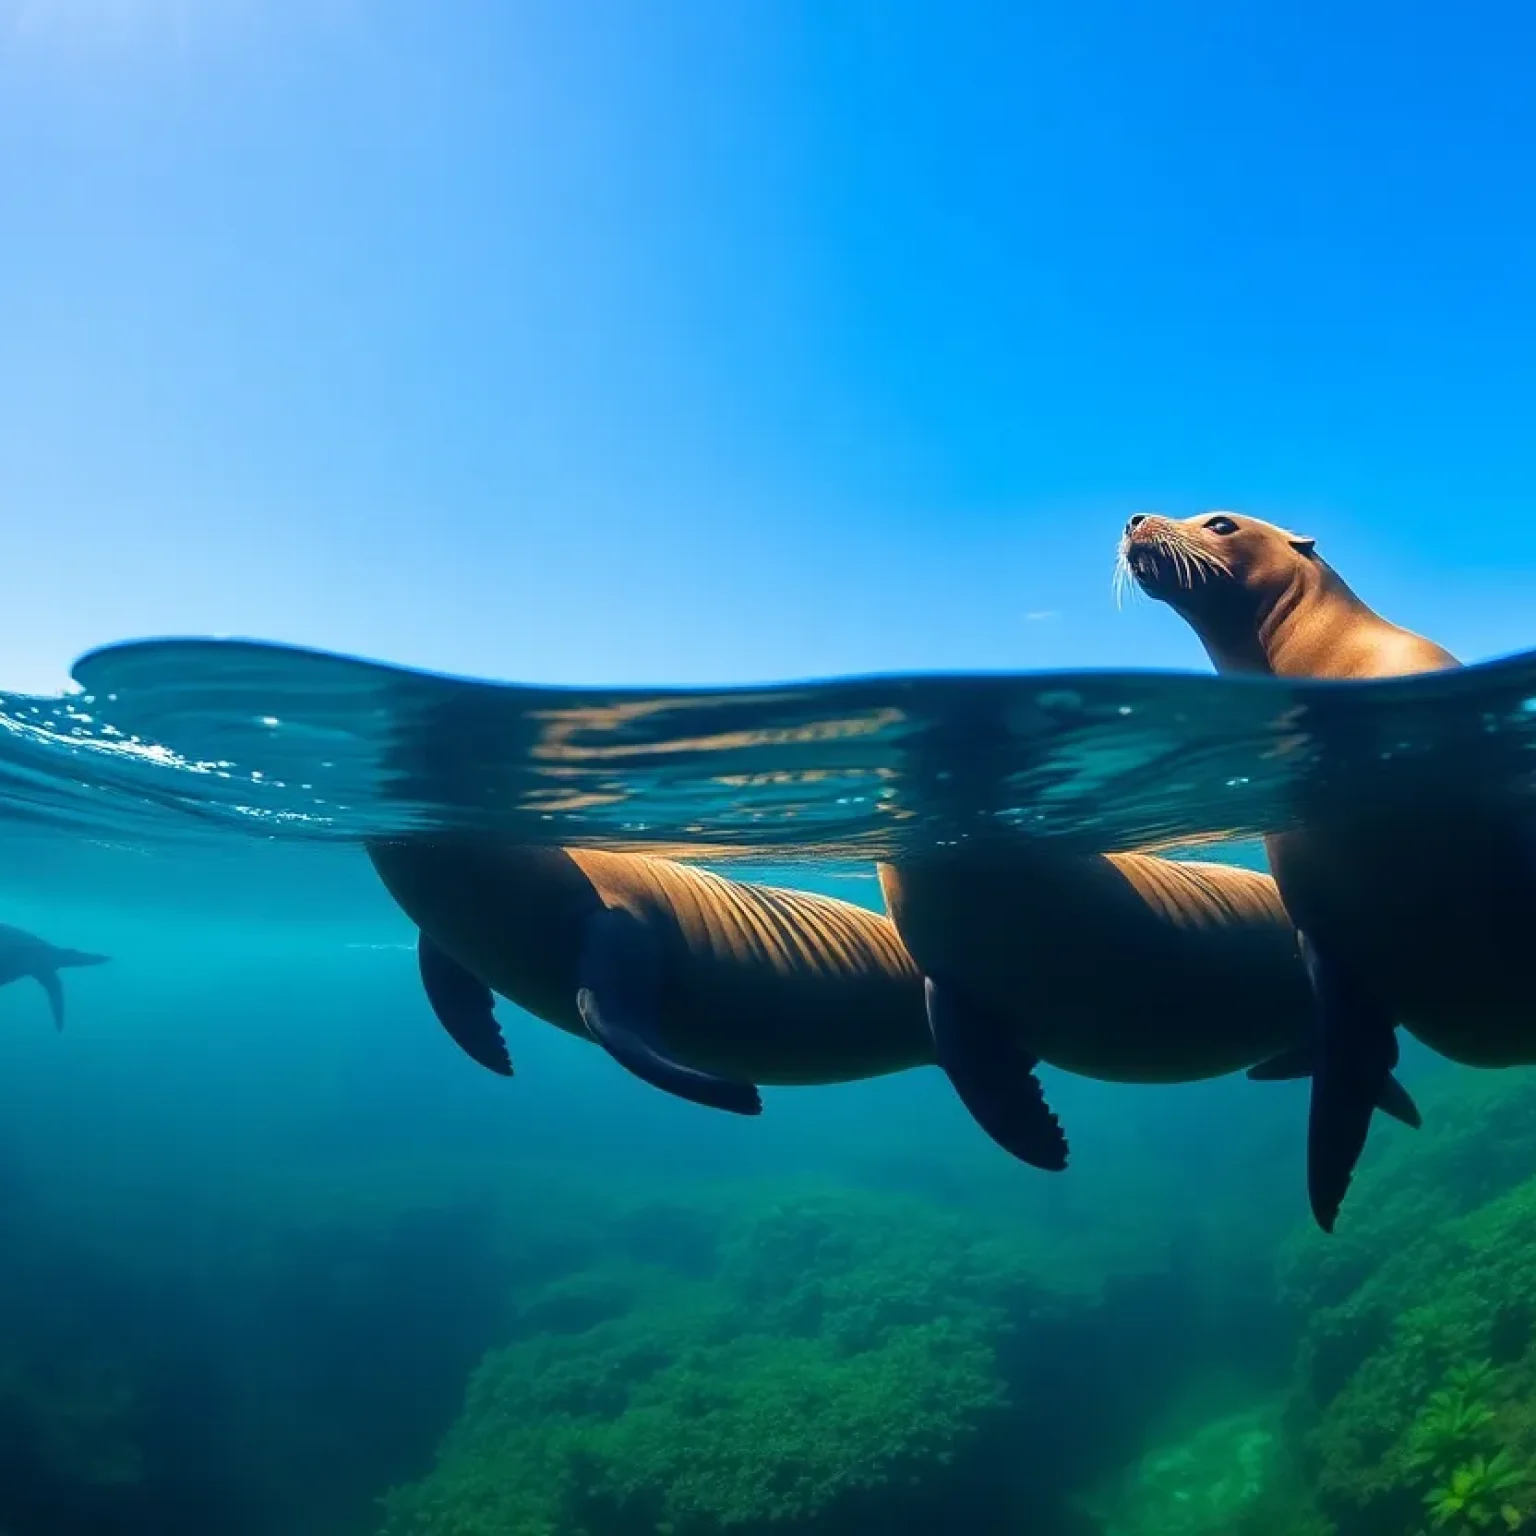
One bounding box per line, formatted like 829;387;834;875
0;635;1530;862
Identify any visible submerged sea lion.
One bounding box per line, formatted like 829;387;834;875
365;837;945;1115
1120;508;1520;1230
877;845;1420;1165
368;836;1417;1175
0;924;110;1029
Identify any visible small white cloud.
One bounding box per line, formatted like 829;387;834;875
1025;610;1060;622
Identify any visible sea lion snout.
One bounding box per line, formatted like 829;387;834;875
1118;513;1179;589
1121;512;1178;551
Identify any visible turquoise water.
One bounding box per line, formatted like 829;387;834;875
9;634;1536;855
5;637;1536;1535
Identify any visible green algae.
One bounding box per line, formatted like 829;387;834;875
1064;1067;1536;1536
378;1187;1026;1534
1272;1070;1536;1534
1422;1449;1527;1531
375;1177;1196;1536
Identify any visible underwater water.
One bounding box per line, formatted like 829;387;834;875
5;638;1536;1535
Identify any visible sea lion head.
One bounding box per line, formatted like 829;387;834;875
1116;510;1321;670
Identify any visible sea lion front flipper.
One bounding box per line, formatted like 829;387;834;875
417;931;514;1077
33;969;64;1031
576;908;762;1117
1246;1045;1420;1128
924;975;1069;1172
1299;931;1400;1233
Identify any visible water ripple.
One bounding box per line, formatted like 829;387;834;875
0;636;1523;863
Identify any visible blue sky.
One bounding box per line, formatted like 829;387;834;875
3;0;1534;697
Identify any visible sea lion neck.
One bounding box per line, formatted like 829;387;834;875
1255;555;1374;676
1194;553;1370;677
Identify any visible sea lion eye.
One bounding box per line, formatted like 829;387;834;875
1203;515;1239;535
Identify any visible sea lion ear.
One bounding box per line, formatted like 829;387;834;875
1290;535;1317;556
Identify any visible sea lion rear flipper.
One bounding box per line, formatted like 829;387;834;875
576;908;762;1117
1375;1074;1421;1130
32;969;64;1031
924;975;1068;1172
417;931;513;1076
1299;931;1400;1233
1246;1045;1420;1128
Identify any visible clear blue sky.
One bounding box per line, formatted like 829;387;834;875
4;0;1534;696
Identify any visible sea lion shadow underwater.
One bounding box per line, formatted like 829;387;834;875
1122;507;1536;1231
0;923;111;1030
365;834;1421;1176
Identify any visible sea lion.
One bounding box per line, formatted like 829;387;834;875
877;845;1419;1163
0;924;110;1029
1120;508;1517;1230
367;836;1417;1175
364;837;976;1116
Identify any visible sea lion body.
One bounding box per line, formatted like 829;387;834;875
1123;507;1526;1224
877;847;1308;1083
370;835;1420;1170
1263;814;1536;1069
366;840;929;1086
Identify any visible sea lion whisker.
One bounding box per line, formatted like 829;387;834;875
1112;548;1139;609
1155;537;1186;590
1181;540;1228;583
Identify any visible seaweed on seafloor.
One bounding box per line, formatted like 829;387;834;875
376;1178;1185;1536
377;1188;1019;1535
1276;1070;1536;1535
1422;1448;1527;1531
1406;1372;1499;1478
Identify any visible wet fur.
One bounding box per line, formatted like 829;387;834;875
878;845;1316;1083
367;840;931;1086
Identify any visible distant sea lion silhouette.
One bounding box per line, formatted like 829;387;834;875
0;925;111;1029
365;839;942;1120
1121;508;1507;1231
877;845;1420;1167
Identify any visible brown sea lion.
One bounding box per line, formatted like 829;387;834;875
877;846;1418;1150
1120;508;1522;1230
366;836;1417;1173
361;838;996;1121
